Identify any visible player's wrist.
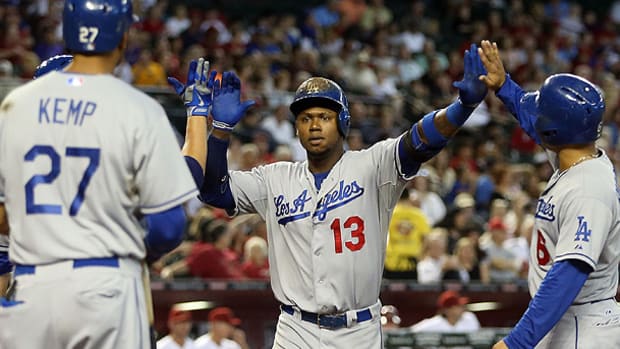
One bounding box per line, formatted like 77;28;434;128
494;73;510;94
211;128;232;140
186;106;210;118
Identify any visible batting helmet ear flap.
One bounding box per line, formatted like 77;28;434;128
338;93;351;137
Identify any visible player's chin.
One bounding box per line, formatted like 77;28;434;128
305;145;330;158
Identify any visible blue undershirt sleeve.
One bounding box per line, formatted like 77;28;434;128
503;259;591;349
397;140;422;177
0;251;12;275
495;75;541;144
144;205;186;263
184;156;204;189
199;136;235;210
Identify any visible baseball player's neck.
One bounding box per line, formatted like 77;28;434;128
64;51;122;75
556;144;599;171
307;146;345;173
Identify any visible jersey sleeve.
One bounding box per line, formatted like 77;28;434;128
375;137;409;208
554;197;611;269
229;166;269;217
134;103;198;215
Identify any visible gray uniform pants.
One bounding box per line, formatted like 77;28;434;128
537;298;620;349
0;258;149;349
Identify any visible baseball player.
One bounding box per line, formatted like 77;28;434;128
0;1;198;348
0;54;75;298
156;308;196;349
188;44;488;348
477;40;620;349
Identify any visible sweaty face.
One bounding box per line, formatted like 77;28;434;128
295;107;342;158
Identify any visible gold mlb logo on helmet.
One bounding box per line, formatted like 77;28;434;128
299;77;331;94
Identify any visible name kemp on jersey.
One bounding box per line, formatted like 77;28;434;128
39;97;97;126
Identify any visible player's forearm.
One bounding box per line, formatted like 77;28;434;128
0;273;9;296
199;135;236;210
418;102;476;141
181;116;208;171
0;204;8;235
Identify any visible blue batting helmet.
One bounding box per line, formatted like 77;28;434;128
63;0;136;53
522;73;605;146
290;77;351;137
33;55;73;79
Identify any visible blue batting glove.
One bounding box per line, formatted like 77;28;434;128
453;43;488;107
167;58;216;117
211;71;256;132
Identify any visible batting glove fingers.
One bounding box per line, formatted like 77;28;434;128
211;71;256;131
453;43;488;107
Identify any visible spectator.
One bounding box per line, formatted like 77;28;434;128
260;104;295;146
410;290;480;333
132;49;167;86
346;128;366;150
195;307;249;349
310;0;341;28
443;237;489;284
416;229;449;284
160;220;243;280
359;0;392;34
439;192;484;253
240;236;269;280
140;3;166;36
384;190;431;280
165;4;191;38
410;174;446;226
157;308;195;349
480;217;522;283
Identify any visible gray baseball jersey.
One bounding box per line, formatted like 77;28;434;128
228;136;409;313
530;149;620;303
0;71;197;265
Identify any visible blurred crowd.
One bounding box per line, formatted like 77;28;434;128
3;0;620;285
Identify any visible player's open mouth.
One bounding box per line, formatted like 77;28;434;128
308;137;323;145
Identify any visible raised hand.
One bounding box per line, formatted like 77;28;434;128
167;57;216;117
453;43;488;107
478;40;507;91
492;339;509;349
211;71;256;132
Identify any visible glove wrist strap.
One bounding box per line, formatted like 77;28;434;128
212;120;234;131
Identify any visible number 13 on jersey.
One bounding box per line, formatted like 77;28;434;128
24;144;100;216
330;216;365;254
